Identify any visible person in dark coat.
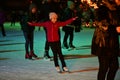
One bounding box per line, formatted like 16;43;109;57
20;3;39;59
74;2;83;32
91;2;119;80
0;8;6;37
10;11;16;26
62;0;76;49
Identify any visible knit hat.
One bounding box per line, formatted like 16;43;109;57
29;3;37;11
95;5;110;21
67;0;74;8
49;12;58;19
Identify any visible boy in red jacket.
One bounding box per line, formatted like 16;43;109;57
28;12;77;72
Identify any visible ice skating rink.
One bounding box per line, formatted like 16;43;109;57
0;22;120;80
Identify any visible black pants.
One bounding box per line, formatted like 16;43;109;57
0;24;6;36
98;56;119;80
23;31;34;53
49;41;66;67
63;29;74;45
44;28;50;52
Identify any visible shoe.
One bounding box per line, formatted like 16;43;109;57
69;44;75;48
43;58;51;61
55;66;61;73
30;51;38;59
44;51;51;58
44;54;51;59
25;53;30;59
47;55;51;58
63;67;69;72
62;42;69;49
44;55;51;59
62;44;69;49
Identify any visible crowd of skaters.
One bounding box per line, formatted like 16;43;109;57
0;0;96;37
1;0;120;80
19;0;96;60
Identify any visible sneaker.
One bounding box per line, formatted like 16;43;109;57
30;51;38;59
63;67;69;72
55;66;61;73
43;58;51;61
44;51;51;58
47;55;51;58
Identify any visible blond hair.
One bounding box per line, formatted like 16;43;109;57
49;12;58;19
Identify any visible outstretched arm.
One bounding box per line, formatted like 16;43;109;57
28;22;46;27
116;26;120;33
58;17;78;27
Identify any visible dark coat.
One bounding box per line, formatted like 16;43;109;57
62;8;75;31
20;12;38;33
0;11;5;24
91;25;119;56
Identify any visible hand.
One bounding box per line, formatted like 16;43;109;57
27;22;32;25
73;17;78;20
116;26;120;33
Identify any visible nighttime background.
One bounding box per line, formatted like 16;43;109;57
0;0;41;11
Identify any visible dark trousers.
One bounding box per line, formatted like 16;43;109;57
45;41;49;51
63;29;74;45
11;19;15;26
98;56;119;80
0;24;6;36
23;31;34;53
49;41;66;67
44;28;50;52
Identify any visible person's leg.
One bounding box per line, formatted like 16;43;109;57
107;56;119;80
0;24;6;37
23;32;30;59
57;41;69;72
56;41;66;67
29;32;38;58
98;56;109;80
11;20;15;26
44;41;51;58
50;42;59;66
69;30;75;48
29;32;33;51
44;28;51;58
50;42;68;72
63;31;69;49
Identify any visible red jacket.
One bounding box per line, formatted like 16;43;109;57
29;18;75;42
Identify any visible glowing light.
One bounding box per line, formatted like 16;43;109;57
115;0;120;5
81;0;98;9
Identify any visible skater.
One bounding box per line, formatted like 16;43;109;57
40;0;61;59
28;12;77;72
10;11;16;26
20;3;39;59
91;1;120;80
62;0;76;49
0;8;6;37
